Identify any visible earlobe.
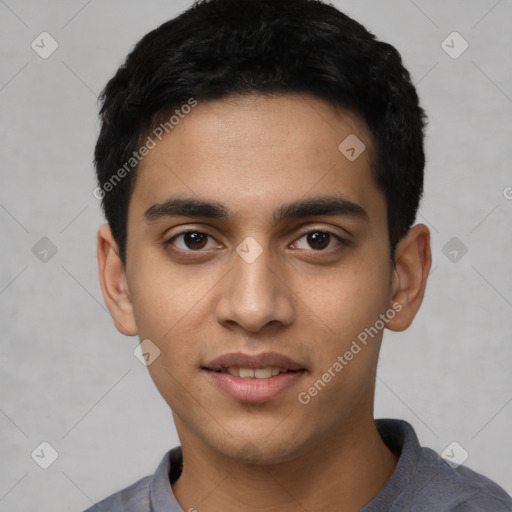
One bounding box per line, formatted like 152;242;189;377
386;224;432;332
97;224;138;336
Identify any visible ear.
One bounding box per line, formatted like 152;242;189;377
97;224;138;336
386;224;432;332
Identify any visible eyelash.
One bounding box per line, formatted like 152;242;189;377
164;228;348;255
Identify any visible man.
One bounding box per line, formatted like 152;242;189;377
88;0;512;510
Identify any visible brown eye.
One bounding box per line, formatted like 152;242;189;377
294;230;343;251
307;232;330;250
183;232;208;249
167;231;216;251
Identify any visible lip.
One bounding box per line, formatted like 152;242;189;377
202;352;306;403
204;352;304;371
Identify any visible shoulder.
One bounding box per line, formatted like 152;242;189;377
369;419;512;511
416;446;512;511
81;447;182;512
82;474;152;512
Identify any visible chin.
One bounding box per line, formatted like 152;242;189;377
215;432;311;466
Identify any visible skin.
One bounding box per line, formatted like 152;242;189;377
97;93;431;511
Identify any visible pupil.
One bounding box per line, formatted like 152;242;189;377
308;232;329;250
185;232;207;250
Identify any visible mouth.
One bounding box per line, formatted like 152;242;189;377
202;352;306;403
207;366;296;378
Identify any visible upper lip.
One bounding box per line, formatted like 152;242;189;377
203;352;305;371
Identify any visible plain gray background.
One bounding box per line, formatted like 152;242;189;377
1;0;511;510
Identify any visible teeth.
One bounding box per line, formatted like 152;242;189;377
239;368;255;378
254;368;272;379
224;367;286;378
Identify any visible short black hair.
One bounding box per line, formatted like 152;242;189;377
94;0;427;265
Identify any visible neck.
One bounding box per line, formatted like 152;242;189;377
172;418;398;512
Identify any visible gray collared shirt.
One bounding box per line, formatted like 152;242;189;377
83;419;512;511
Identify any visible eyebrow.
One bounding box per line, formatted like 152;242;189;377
144;195;369;226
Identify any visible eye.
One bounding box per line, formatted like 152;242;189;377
165;228;347;255
293;230;344;251
166;230;219;251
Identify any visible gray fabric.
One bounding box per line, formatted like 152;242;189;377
83;419;512;511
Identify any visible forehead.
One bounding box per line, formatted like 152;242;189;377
130;93;385;228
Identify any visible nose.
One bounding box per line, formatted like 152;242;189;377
214;242;295;333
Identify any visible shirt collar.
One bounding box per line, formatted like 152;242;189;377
361;419;422;511
148;446;183;511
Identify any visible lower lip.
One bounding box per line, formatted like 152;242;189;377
204;370;305;403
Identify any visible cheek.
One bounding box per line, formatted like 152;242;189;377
296;270;390;420
128;250;212;339
298;260;391;341
127;256;219;394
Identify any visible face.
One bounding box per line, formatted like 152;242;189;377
120;93;398;463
